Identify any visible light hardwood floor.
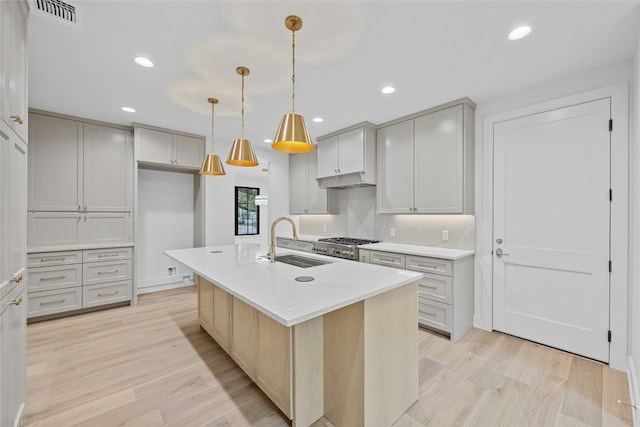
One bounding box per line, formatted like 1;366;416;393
24;286;633;427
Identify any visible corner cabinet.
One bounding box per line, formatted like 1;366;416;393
377;99;475;214
134;125;204;170
316;122;376;188
289;148;338;214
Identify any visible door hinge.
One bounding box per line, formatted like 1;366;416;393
609;260;612;272
608;330;612;342
610;189;613;201
609;119;613;131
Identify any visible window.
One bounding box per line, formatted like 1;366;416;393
235;186;260;236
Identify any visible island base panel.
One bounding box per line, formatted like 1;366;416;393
324;282;419;426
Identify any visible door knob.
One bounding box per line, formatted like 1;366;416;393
496;248;510;258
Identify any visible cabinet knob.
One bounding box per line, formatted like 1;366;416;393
10;115;23;125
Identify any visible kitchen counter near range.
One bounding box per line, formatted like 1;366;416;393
164;243;422;327
359;242;474;260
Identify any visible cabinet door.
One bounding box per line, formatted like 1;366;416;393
376;120;414;213
7;129;26;279
289;153;308;214
1;280;26;427
337;127;364;175
7;1;28;142
212;285;231;352
27;212;82;248
83;212;132;245
173;134;204;168
230;296;256;378
413;105;464;213
306;148;330;213
316;135;338;177
83;124;132;211
198;278;214;334
0;1;10;131
28;114;83;211
136;128;173;165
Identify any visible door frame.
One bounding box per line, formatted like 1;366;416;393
476;81;629;370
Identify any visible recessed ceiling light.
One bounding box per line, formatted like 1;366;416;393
134;57;154;68
507;25;533;41
313;117;323;123
121;106;136;113
381;86;396;94
264;139;273;143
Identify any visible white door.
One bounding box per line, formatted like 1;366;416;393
493;98;611;363
316;135;338;178
337;127;364;175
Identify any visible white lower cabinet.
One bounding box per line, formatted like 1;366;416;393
26;247;133;319
360;248;474;341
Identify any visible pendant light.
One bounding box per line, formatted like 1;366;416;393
272;15;314;154
199;97;226;175
227;66;259;166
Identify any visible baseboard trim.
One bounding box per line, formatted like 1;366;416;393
137;281;194;295
629;356;639;426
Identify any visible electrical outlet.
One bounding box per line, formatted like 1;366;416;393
183;275;191;285
167;266;176;276
389;227;396;237
442;230;449;241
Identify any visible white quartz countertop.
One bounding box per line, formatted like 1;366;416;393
164;244;422;327
358;242;474;260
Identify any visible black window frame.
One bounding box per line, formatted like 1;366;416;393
235;186;260;236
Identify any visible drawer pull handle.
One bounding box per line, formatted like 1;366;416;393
418;263;439;269
40;276;66;282
3;297;22;306
97;270;119;275
40;299;65;306
424;312;437;317
378;257;396;263
41;257;65;263
10;115;23;124
9;274;22;284
423;285;437;290
98;290;119;297
97;253;119;258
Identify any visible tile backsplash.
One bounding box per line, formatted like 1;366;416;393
299;186;475;250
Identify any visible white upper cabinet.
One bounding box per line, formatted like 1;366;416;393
289;148;338;215
0;0;28;143
28;113;133;212
377;99;475;214
316;123;376;188
135;126;205;170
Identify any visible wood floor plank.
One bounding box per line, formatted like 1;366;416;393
24;286;632;427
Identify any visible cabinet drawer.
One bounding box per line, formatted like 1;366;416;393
83;259;132;285
28;264;82;292
418;273;452;304
83;280;132;307
276;238;293;249
83;247;132;263
418;300;451;333
406;256;452;276
370;251;406;269
27;250;82;267
28;287;82;317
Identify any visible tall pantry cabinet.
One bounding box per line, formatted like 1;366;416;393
27;111;134;318
0;1;29;426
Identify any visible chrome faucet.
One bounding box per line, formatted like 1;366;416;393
269;216;299;263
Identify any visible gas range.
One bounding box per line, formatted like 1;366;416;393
312;237;380;260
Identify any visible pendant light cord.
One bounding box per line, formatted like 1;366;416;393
211;101;215;154
291;28;296;113
241;72;245;140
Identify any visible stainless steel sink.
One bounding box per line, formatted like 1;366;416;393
273;254;333;268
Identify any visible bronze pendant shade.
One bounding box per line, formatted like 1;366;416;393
199;98;226;176
227;66;258;167
272;15;314;154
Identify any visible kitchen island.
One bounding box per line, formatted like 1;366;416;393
164;243;422;427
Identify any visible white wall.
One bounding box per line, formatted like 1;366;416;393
137;169;195;291
204;141;290;247
629;22;640;419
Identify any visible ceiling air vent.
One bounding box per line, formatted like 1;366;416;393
34;0;77;24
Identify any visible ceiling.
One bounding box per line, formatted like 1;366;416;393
28;1;640;156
